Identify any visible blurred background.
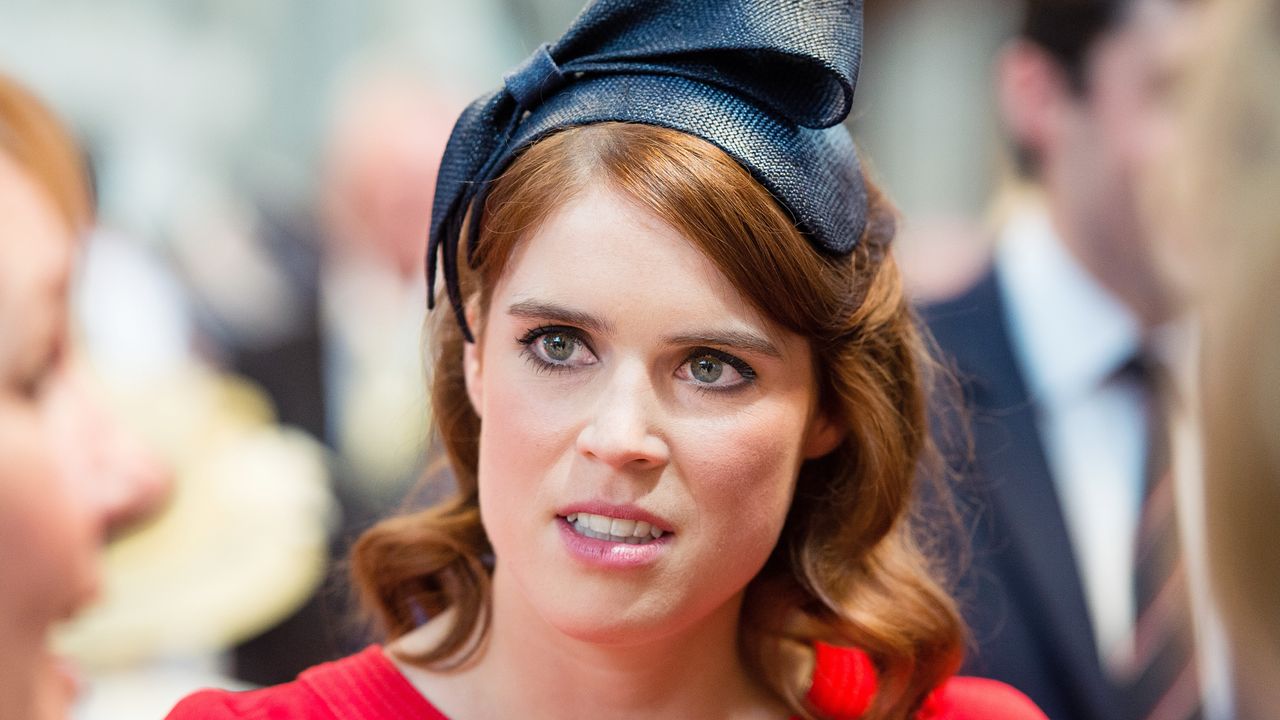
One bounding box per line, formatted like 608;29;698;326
1;0;1021;717
0;0;1015;313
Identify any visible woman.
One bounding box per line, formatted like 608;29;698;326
1155;0;1280;714
172;1;1045;718
0;73;166;720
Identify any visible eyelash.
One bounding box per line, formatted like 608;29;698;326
514;325;758;390
516;325;587;375
689;348;757;383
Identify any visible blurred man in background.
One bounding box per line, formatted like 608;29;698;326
921;1;1227;719
226;66;458;685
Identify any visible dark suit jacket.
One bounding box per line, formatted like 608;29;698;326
226;210;352;685
921;267;1127;720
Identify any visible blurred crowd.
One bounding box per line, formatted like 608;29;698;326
0;0;1277;719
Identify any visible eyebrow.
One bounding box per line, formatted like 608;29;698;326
507;300;617;336
662;331;782;359
506;299;782;359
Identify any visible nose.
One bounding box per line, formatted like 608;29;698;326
575;362;670;471
96;419;172;538
46;368;173;539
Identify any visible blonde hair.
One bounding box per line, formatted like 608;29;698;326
352;122;963;719
1173;0;1280;707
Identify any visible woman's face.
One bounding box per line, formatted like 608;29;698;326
0;152;161;716
466;185;838;644
0;152;93;627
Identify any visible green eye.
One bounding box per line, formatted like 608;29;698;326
690;356;724;384
518;326;598;370
542;333;576;362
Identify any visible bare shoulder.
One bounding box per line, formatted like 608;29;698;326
384;618;482;718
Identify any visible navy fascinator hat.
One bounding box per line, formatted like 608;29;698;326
428;0;869;340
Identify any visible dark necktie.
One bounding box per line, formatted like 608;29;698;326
1118;354;1203;720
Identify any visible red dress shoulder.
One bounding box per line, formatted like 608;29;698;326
807;642;1049;720
165;646;446;720
167;643;1046;720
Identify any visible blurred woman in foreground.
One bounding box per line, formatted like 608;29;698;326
0;73;165;720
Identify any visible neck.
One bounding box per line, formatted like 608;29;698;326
400;566;784;720
0;663;36;720
1043;192;1175;329
0;633;65;720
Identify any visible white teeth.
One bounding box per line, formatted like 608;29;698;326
565;512;669;544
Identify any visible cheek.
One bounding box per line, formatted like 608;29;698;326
481;374;580;463
476;353;586;466
0;404;99;628
675;399;808;564
474;356;584;541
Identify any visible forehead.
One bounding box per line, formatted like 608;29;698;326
490;185;783;343
1081;0;1188;96
0;151;74;255
1104;0;1187;52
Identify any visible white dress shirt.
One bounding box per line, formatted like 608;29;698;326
996;206;1147;674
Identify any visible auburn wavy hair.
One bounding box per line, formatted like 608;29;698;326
352;122;963;719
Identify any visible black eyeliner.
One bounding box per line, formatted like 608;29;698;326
691;347;758;381
515;324;595;373
515;323;582;347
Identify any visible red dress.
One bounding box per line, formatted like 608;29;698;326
167;643;1046;719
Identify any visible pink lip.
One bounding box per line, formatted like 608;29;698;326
554;501;674;533
556;518;671;569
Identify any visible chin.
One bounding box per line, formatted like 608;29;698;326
533;572;745;649
541;602;684;646
512;568;678;643
33;650;79;720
